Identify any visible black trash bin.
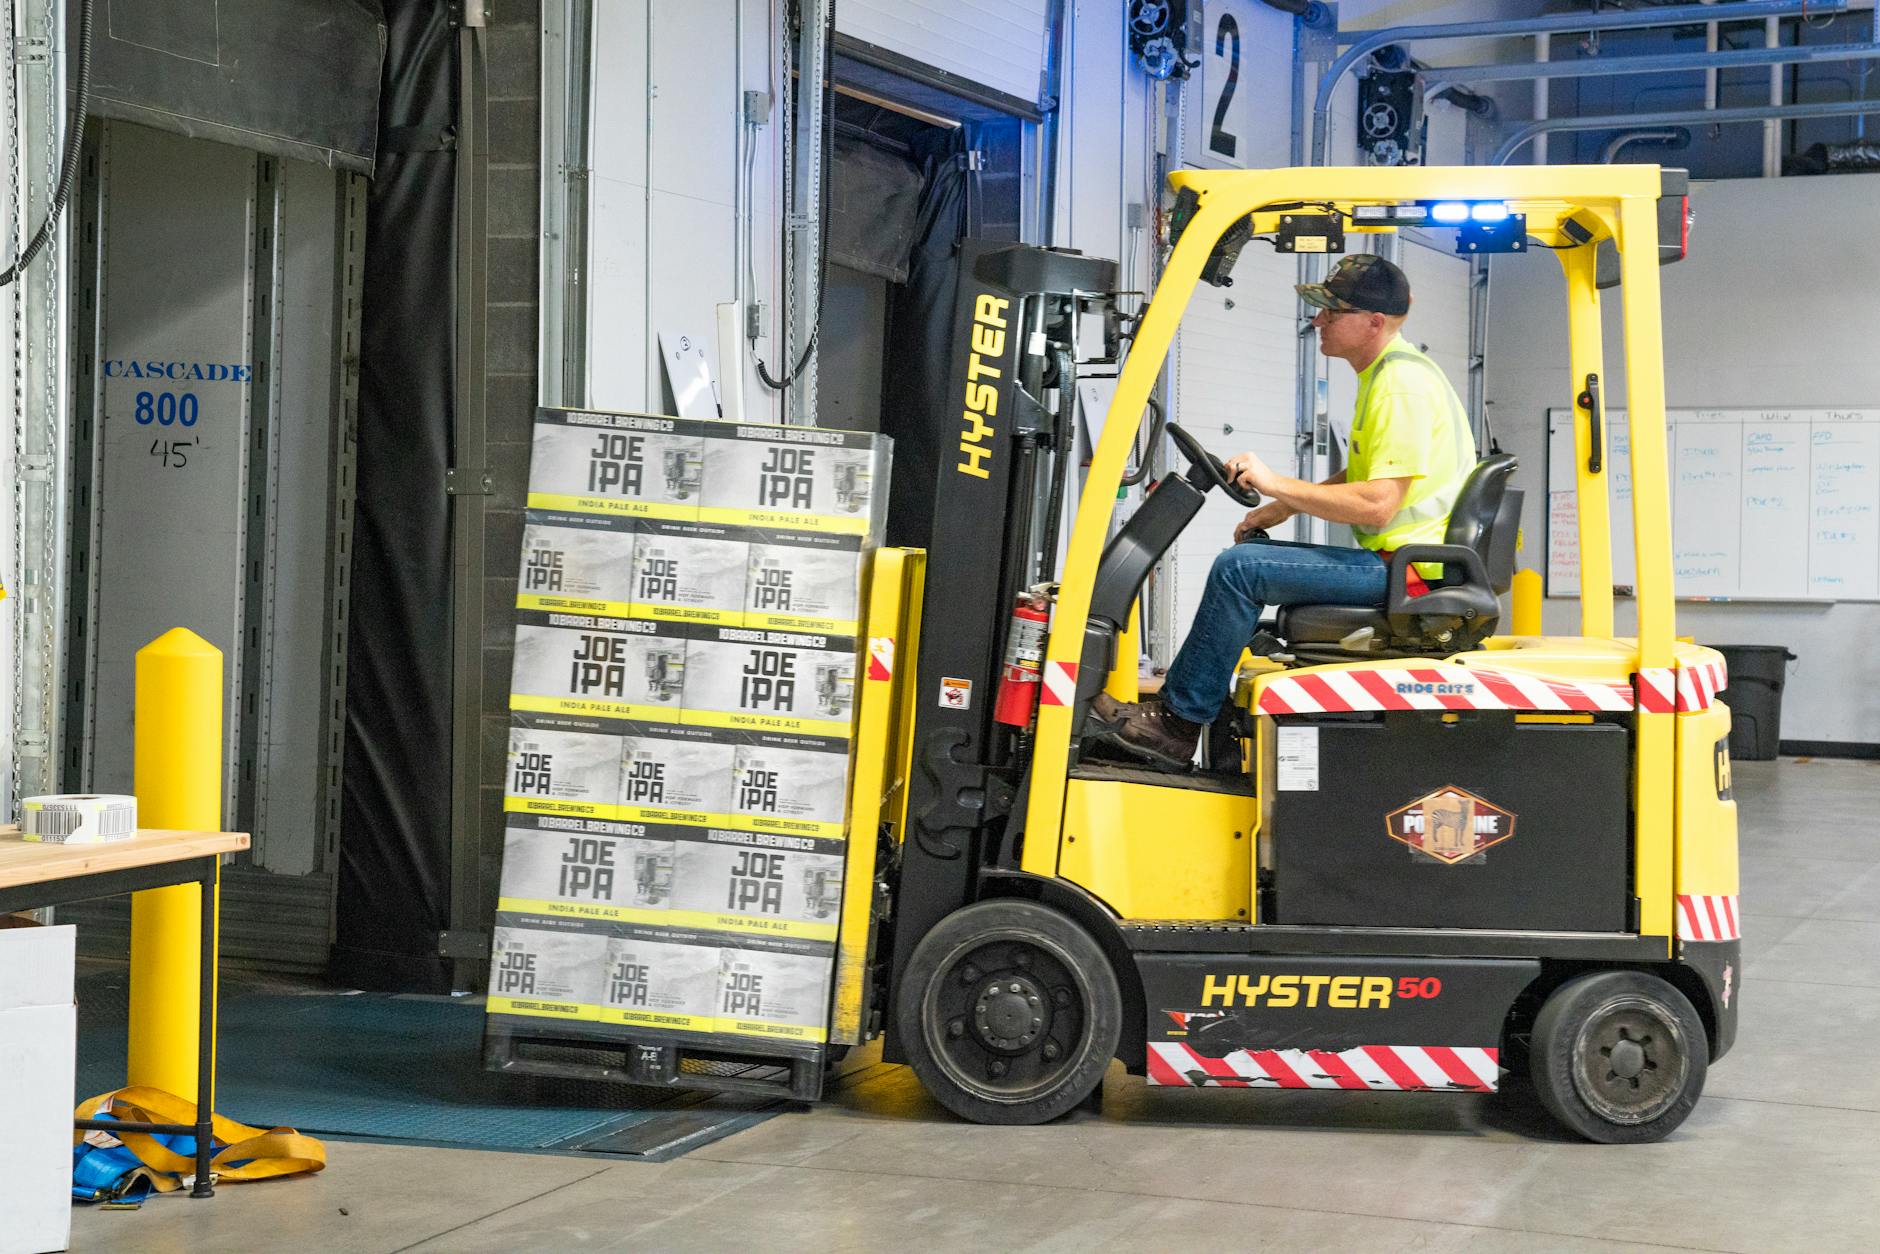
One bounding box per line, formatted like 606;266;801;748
1711;645;1797;761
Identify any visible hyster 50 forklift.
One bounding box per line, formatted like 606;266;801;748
591;165;1738;1144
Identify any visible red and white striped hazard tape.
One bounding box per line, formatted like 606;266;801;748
1676;893;1741;942
1040;660;1079;707
866;636;895;683
1256;664;1632;716
1636;658;1728;714
1146;1042;1500;1092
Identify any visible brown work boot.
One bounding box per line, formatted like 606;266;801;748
1099;699;1201;769
1088;692;1132;731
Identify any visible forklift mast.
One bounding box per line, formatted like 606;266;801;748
886;241;1118;1025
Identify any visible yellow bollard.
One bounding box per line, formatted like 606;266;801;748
128;628;223;1096
1511;568;1543;638
1104;599;1142;702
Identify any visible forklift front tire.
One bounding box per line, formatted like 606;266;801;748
897;899;1123;1126
1529;970;1708;1144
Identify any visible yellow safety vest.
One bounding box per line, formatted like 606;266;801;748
1347;335;1476;562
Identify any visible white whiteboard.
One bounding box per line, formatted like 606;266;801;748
1548;407;1880;602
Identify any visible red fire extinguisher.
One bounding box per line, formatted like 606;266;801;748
993;595;1051;727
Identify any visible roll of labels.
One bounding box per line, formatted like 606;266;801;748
20;794;139;844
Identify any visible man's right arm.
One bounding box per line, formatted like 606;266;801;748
1235;470;1345;541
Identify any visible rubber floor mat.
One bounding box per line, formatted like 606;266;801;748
73;970;777;1161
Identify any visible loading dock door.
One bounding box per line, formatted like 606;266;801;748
65;121;362;971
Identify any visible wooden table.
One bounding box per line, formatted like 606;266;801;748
0;828;249;1198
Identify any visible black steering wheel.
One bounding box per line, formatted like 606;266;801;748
1167;421;1263;509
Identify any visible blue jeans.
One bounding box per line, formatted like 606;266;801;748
1161;540;1389;724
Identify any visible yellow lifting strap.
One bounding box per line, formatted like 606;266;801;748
74;1086;327;1188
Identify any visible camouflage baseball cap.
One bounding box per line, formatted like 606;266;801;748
1295;254;1411;316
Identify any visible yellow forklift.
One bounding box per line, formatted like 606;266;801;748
828;164;1737;1145
493;166;1739;1146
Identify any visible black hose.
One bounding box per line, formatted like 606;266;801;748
755;0;837;392
1120;393;1165;488
1;0;93;288
1037;344;1076;579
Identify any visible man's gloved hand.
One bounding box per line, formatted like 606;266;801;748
1235;501;1294;542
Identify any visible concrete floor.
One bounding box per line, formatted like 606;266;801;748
69;757;1880;1253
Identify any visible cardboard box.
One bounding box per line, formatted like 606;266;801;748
487;920;610;1020
699;423;887;535
731;731;851;837
527;410;705;520
515;510;636;617
510;612;688;722
628;520;750;625
504;713;627;820
597;928;723;1032
743;528;865;634
497;817;677;916
714;935;836;1043
617;721;739;826
0;925;75;1254
668;828;846;940
680;626;856;736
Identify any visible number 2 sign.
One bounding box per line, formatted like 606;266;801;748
1183;0;1292;171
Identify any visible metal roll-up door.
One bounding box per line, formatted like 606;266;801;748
59;122;362;973
836;0;1049;110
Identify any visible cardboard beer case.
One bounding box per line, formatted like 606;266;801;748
504;713;628;821
743;528;865;634
667;827;847;943
679;625;857;738
628;519;750;625
510;611;690;723
528;409;706;520
730;731;850;838
698;422;888;538
597;927;723;1032
496;815;676;917
487;920;610;1020
617;720;739;827
516;510;637;618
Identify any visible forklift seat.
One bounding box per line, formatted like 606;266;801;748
1274;454;1521;659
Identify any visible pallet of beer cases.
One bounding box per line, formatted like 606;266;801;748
485;409;889;1087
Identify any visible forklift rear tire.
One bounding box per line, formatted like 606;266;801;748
1529;970;1708;1144
897;899;1122;1126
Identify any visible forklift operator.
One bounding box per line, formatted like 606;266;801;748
1098;254;1476;767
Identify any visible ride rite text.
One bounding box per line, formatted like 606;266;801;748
741;648;796;709
758;447;816;509
588;432;646;494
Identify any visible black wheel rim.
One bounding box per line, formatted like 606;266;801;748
921;930;1090;1106
1568;994;1689;1125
